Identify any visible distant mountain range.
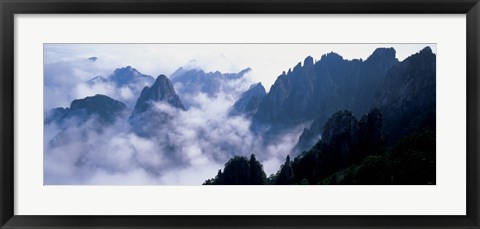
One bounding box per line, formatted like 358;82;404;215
170;67;251;108
86;65;155;88
207;105;435;185
110;66;155;87
84;66;156;107
229;47;436;155
45;46;436;185
229;82;266;117
45;94;128;126
47;46;435;156
370;47;436;143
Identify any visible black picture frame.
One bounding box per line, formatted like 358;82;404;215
1;0;479;228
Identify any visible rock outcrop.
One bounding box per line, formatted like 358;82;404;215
132;75;186;116
371;46;436;143
229;83;266;117
252;48;399;135
290;109;384;184
110;66;155;87
170;67;251;108
45;94;127;126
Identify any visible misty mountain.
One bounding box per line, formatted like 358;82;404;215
282;47;435;154
277;109;384;184
44;45;436;185
132;74;186;116
253;48;399;134
371;46;436;143
205;108;385;185
45;94;128;126
204;106;434;185
87;57;98;62
292;116;324;156
110;66;155;87
288;108;434;185
86;76;108;85
170;67;252;107
84;66;157;107
229;83;266;117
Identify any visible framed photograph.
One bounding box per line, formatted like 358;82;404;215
1;0;479;228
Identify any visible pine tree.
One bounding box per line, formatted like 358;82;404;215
275;155;295;185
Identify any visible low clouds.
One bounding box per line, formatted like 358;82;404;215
43;44;438;185
44;44;436;95
44;56;301;185
44;58;110;110
44;55;155;111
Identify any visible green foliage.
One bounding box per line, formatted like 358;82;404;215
274;155;295;185
203;154;267;185
203;129;435;185
291;143;323;184
249;154;267;185
222;156;251;185
388;129;436;184
353;155;393;184
319;129;435;185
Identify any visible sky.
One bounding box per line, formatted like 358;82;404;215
43;43;436;185
44;43;436;96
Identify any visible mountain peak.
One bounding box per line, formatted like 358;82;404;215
88;57;98;62
419;46;434;55
132;74;186;115
293;62;303;72
371;45;436;143
152;74;171;87
404;46;436;63
247;82;266;95
70;94;125;110
224;68;252;80
86;76;107;85
239;67;252;75
320;52;344;62
366;47;397;62
170;67;189;79
110;66;154;87
114;66;136;74
304;56;314;67
52;94;128;125
229;82;266;117
322;110;358;146
249;82;264;89
170;68;254;107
